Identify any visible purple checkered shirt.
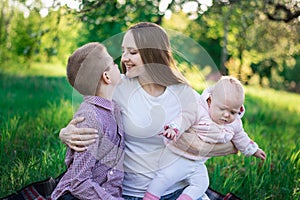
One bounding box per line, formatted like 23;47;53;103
51;96;125;200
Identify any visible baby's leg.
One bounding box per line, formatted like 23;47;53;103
178;161;209;200
145;155;192;199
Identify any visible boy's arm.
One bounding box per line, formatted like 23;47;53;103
64;107;123;200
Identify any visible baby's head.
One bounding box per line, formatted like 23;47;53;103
67;42;114;95
208;76;244;124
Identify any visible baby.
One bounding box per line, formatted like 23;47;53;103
144;76;266;200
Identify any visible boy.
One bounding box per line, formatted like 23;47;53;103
51;42;124;200
144;76;266;200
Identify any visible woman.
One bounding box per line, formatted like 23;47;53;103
59;22;236;200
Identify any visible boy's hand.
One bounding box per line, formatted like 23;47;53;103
253;149;266;161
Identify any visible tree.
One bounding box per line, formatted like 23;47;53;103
2;0;300;93
10;8;46;67
75;0;163;45
264;0;300;23
38;6;83;63
0;0;15;63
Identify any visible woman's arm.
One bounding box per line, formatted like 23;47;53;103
168;130;237;159
59;117;99;151
206;141;238;157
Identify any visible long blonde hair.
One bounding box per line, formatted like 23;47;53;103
121;22;188;86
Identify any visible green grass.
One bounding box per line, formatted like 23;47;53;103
206;86;300;199
0;63;74;195
0;63;299;199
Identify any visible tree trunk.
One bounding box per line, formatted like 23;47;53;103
220;6;232;75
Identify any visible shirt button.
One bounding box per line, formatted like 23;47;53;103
109;170;113;175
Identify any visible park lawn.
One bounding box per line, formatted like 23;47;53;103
0;62;299;199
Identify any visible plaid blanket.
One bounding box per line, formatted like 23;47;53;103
206;187;241;200
1;177;56;200
1;173;241;200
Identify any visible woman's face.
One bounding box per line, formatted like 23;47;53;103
121;31;146;78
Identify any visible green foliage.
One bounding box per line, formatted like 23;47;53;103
1;2;82;68
9;9;46;66
1;0;300;92
166;1;300;90
280;55;300;92
76;0;162;46
38;7;81;63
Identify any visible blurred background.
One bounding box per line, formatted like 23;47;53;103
0;0;299;199
1;0;300;91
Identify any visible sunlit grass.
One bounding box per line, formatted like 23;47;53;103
0;61;66;77
0;101;70;193
245;86;300;114
0;62;72;194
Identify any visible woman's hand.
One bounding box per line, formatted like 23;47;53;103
59;117;98;152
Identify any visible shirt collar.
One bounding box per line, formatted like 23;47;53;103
83;96;113;111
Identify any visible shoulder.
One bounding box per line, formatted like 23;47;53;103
168;84;199;99
169;84;201;106
74;101;95;117
168;83;191;91
73;102;103;130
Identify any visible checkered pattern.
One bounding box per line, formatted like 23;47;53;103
20;186;49;200
1;176;56;200
1;184;242;200
206;187;242;200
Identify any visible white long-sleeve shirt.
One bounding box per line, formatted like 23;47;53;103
113;76;198;197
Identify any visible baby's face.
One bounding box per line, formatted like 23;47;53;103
208;91;243;125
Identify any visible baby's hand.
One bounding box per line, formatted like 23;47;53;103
253;149;266;161
160;124;180;142
161;129;177;141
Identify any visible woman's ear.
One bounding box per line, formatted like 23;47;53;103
102;72;111;84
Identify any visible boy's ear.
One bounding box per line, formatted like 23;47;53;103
102;72;111;84
207;96;212;107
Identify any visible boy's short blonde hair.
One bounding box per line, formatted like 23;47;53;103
67;42;112;95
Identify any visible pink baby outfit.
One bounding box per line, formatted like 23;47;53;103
166;87;258;160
